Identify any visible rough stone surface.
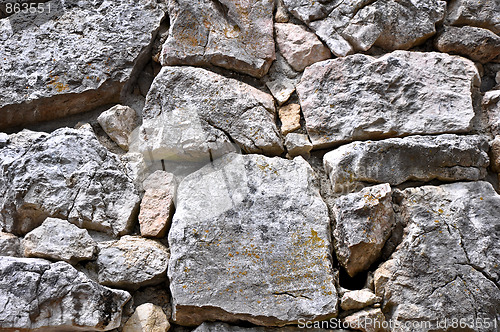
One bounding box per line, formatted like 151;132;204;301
490;136;500;173
193;322;348;332
0;232;21;257
139;171;177;238
97;236;170;290
283;0;445;56
275;0;290;23
340;289;380;311
297;51;480;149
484;90;500;136
0;127;140;236
0;256;130;331
264;53;301;106
274;23;330;72
133;286;172;320
123;303;170;332
0;133;8;148
333;184;394;277
374;182;500;328
22;217;97;264
285;133;312;158
138;66;283;162
169;153;338;326
435;26;500;63
160;0;275;78
278;104;301;135
447;0;500;34
0;0;166;130
343;308;387;332
324;135;489;193
97;105;139;151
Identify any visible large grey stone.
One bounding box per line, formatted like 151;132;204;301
0;127;140;236
374;182;500;329
0;256;130;331
168;153;338;326
447;0;500;34
324;135;489;193
137;66;283;162
297;51;480;149
160;0;275;78
0;0;166;130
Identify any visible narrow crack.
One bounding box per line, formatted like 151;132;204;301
273;291;312;300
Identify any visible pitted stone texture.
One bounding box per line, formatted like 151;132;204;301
324;135;489;193
285;133;312;158
0;256;130;331
447;0;500;34
283;0;445;56
0;232;21;257
138;66;283;162
97;105;139;151
96;236;170;290
490;136;500;173
484;90;500;136
340;289;381;311
22;218;97;264
0;0;166;130
169;153;338;326
297;51;480;149
374;182;500;329
333;184;394;277
278;104;301;135
123;303;170;332
160;0;275;78
275;23;330;72
193;322;349;332
0;127;140;236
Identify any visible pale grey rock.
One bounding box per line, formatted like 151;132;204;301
285;133;312;158
275;0;290;23
484;90;500;136
0;133;8;148
0;232;21;257
333;184;394;277
435;26;500;63
123;303;170;332
97;235;170;290
22;218;97;264
98;105;139;151
0;0;166;130
324;135;489;193
340;289;381;311
193;322;348;332
297;51;480;149
0;256;130;331
0;127;140;236
283;0;445;56
133;286;172;320
374;182;500;329
447;0;500;34
278;104;301;135
169;153;338;326
490;136;500;173
264;53;301;106
138;66;283;162
160;0;275;78
274;23;330;72
496;71;500;85
343;308;387;332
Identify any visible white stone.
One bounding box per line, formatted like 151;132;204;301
97;105;139;151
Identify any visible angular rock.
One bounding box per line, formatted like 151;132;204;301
133;286;172;320
97;105;139;151
97;235;170;290
297;51;480;149
139;171;177;238
278;104;301;135
138;66;283;162
123;303;170;332
0;0;166;130
264;53;301;106
0;256;130;331
285;133;312;158
447;0;500;34
160;0;275;78
374;182;500;327
490;136;500;173
22;218;97;264
343;308;387;332
0;127;140;236
324;135;489;193
169;153;338;326
484;90;500;136
283;0;445;56
340;289;381;311
0;232;21;257
275;0;290;23
435;26;500;63
332;184;394;277
274;23;330;72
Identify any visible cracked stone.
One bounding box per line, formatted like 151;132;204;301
97;105;139;151
263;53;301;106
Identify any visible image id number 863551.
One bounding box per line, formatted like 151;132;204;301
5;2;51;14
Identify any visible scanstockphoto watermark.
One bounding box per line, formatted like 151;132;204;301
297;317;499;330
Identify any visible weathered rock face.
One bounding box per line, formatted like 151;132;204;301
22;218;97;264
490;136;500;173
484;90;500;136
340;289;380;311
297;51;480;149
123;303;170;332
278;104;301;135
160;0;275;78
138;66;283;162
447;0;500;35
96;236;170;290
343;308;387;332
0;127;140;236
285;133;312;158
333;184;394;277
168;153;338;326
0;232;21;257
283;0;445;56
97;105;139;151
375;182;500;328
324;135;489;193
263;53;301;106
0;256;130;331
0;0;166;130
193;322;347;332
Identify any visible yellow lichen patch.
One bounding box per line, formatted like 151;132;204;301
47;75;69;92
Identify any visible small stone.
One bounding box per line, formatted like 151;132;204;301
0;133;8;148
275;23;330;72
96;235;170;290
0;232;21;257
285;133;312;158
343;308;387;332
447;0;500;35
275;0;290;23
22;218;97;264
133;286;172;320
341;289;381;311
496;71;500;85
97;105;139;151
139;171;177;238
489;136;500;173
279;104;301;135
264;53;301;106
123;303;170;332
483;90;500;136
